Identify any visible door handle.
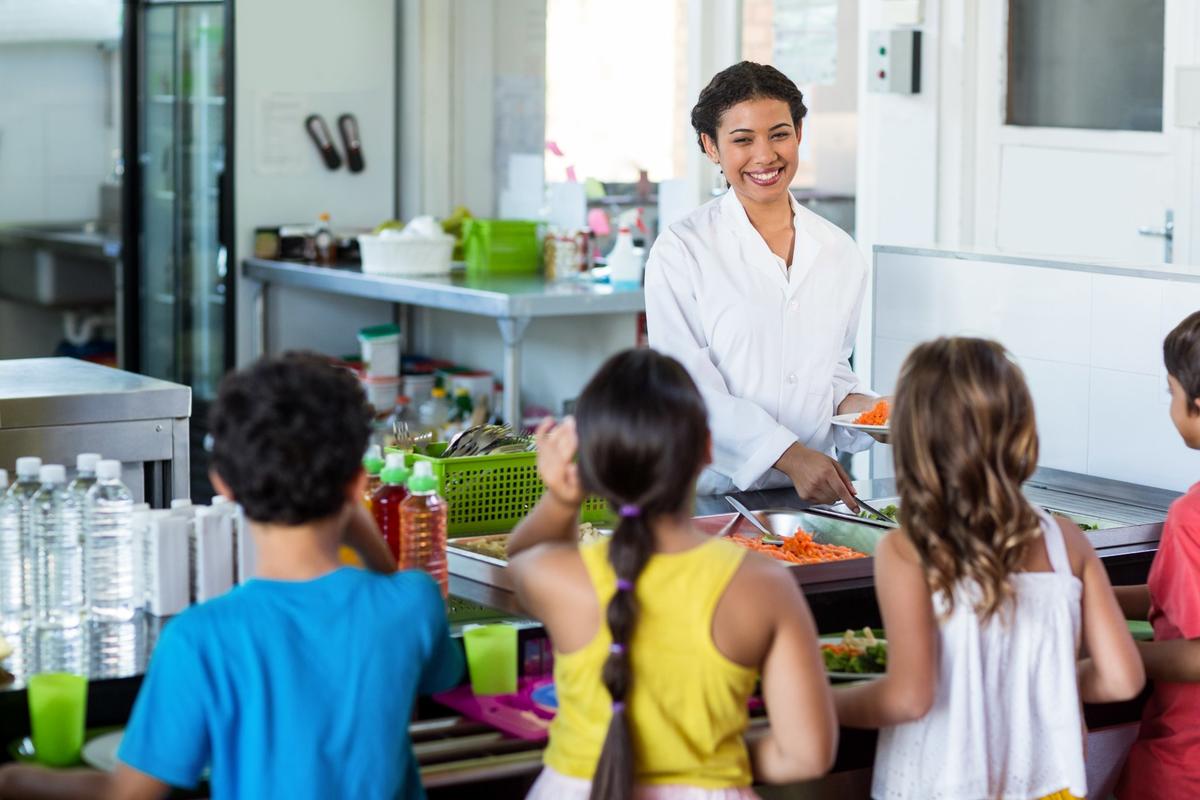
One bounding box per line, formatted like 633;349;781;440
1138;209;1174;263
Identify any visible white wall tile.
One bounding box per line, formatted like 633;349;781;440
1021;357;1090;474
1091;274;1162;375
1088;368;1200;492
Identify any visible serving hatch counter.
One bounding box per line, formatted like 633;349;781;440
448;467;1175;622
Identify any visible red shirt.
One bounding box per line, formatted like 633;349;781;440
1118;482;1200;800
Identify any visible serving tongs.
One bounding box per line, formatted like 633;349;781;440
724;496;783;545
853;497;899;527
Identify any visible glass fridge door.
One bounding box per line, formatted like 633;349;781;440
138;1;227;399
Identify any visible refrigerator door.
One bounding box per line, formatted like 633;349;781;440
138;1;227;400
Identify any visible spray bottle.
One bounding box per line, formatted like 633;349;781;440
607;208;647;289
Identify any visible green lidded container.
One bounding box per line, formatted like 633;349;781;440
388;443;611;536
462;219;542;277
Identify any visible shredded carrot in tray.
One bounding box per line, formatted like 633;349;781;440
730;529;866;565
854;399;889;426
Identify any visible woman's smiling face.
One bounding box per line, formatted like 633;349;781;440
701;97;800;205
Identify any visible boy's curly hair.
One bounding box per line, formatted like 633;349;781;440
209;352;372;524
1165;310;1200;415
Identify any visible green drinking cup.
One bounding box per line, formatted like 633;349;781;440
27;673;88;767
463;624;518;696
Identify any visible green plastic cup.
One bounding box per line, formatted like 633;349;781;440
27;673;87;767
463;624;518;696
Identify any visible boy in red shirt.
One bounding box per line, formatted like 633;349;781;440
1116;309;1200;799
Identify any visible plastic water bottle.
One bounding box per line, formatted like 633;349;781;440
6;457;42;623
63;454;99;615
399;461;448;597
84;460;137;621
0;468;21;633
32;464;82;629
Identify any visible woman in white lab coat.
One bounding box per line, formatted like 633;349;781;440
645;61;878;506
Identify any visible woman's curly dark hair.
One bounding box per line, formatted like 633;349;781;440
209;351;372;524
691;61;808;153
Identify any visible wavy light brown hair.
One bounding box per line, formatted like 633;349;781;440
892;338;1042;621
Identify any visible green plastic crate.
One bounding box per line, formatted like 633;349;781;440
462;219;541;277
393;443;611;536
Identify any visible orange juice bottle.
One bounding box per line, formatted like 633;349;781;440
371;453;410;562
399;461;448;597
340;445;385;567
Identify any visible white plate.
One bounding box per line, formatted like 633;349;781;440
82;730;123;773
819;634;886;681
830;413;888;434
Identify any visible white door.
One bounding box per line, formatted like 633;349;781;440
973;0;1197;266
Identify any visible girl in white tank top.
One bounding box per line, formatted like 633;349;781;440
832;338;1144;800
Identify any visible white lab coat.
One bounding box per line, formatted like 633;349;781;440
645;189;874;494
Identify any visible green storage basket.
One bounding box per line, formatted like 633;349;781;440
463;219;542;277
394;443;611;536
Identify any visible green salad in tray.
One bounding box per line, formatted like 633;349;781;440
821;628;887;675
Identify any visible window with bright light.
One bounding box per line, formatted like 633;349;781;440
544;0;690;184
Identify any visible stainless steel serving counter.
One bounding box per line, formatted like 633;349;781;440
241;258;646;425
0;358;191;505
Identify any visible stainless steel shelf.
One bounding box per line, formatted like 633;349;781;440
242;258;646;425
242;258;645;319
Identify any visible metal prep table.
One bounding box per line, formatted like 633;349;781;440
242;258;646;426
0;358;191;505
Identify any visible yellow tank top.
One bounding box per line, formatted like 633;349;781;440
543;537;758;788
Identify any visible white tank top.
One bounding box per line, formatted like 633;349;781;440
871;508;1086;800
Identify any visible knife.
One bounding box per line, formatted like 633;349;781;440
724;496;782;544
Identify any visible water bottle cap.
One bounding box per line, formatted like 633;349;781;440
75;453;101;473
363;444;385;475
16;457;42;478
39;464;66;484
171;498;193;509
381;453;410;485
96;460;122;481
0;468;8;490
407;460;437;492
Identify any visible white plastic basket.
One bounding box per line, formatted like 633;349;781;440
358;233;454;277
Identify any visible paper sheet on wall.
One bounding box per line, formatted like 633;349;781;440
254;92;307;176
773;0;839;87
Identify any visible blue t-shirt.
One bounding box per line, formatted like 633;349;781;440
118;568;463;799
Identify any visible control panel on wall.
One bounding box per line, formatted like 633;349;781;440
868;30;921;94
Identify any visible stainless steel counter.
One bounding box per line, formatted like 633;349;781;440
0;225;119;307
0;358;191;505
241;258;645;425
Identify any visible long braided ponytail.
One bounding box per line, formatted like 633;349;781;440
573;349;710;800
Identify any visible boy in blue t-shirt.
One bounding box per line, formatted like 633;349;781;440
0;353;463;800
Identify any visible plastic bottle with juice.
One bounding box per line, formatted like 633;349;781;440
371;453;410;562
340;445;385;567
399;461;448;597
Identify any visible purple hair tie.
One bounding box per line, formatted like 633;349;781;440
610;642;626;655
618;504;641;519
611;701;626;714
615;578;634;592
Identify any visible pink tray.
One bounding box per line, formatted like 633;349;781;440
434;677;557;742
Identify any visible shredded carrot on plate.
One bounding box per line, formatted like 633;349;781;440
854;399;889;426
730;528;866;565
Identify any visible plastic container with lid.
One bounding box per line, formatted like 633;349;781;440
358;323;403;379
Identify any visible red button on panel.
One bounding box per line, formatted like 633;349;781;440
878;70;886;79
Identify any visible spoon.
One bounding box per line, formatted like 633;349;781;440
724;496;783;545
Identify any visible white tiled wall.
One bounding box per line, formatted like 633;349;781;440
872;251;1200;492
0;43;117;223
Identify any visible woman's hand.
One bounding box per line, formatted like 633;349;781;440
776;442;859;510
535;416;585;509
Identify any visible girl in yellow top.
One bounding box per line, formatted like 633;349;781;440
507;349;837;800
